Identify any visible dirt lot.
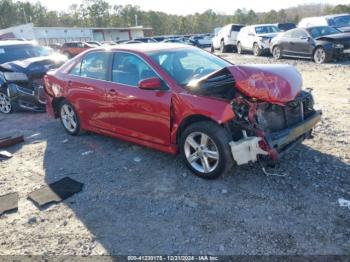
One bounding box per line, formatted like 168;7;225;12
0;52;349;256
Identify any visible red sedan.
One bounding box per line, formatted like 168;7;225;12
44;43;321;179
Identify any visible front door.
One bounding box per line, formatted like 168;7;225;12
105;52;172;145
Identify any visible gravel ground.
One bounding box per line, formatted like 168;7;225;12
0;52;349;256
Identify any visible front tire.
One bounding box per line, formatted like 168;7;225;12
253;43;262;56
0;92;13;114
59;100;81;136
220;40;227;53
180;121;233;179
272;45;282;60
313;47;328;64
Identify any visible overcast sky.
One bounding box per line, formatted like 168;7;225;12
20;0;350;15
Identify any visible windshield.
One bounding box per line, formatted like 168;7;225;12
0;44;50;64
328;15;350;28
307;26;341;38
255;25;280;34
147;47;231;86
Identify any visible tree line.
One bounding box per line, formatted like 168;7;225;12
0;0;349;35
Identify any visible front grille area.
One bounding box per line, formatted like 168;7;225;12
257;91;315;133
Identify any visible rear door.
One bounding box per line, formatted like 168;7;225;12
65;51;111;130
104;51;172;145
243;27;255;49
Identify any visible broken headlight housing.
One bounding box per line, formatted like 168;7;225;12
333;43;344;49
3;72;28;82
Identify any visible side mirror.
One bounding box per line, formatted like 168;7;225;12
138;77;162;90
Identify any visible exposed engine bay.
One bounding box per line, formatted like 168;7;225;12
186;65;322;165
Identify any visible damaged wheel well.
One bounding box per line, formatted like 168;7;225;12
176;115;221;144
52;97;66;118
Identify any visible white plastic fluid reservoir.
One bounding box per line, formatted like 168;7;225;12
229;132;268;165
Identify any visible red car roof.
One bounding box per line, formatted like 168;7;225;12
98;43;193;53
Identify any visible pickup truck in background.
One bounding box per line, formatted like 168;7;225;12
211;24;245;53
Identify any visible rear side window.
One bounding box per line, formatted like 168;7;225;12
290;29;308;39
231;25;244;32
70;52;110;80
112;52;157;87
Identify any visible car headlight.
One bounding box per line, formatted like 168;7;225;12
3;72;28;82
333;43;344;49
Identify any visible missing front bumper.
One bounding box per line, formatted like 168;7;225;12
7;83;46;112
266;110;322;151
229;110;322;165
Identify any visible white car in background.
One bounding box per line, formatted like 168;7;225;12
236;24;281;56
211;24;245;53
298;13;350;33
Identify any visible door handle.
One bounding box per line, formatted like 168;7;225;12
108;89;118;96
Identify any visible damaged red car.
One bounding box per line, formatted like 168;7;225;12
44;43;321;179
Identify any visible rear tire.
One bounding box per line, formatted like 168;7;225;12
220;40;227;53
59;100;81;136
237;42;243;54
272;45;282;60
180;121;233;179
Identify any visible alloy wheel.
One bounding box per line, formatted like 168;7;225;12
60;104;78;132
314;48;326;64
0;92;12;114
184;132;219;173
220;41;225;53
273;46;281;59
253;43;260;56
237;43;242;54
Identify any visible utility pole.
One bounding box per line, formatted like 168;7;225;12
23;8;28;24
135;14;138;26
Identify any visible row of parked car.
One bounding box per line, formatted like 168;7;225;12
211;13;350;64
49;34;212;58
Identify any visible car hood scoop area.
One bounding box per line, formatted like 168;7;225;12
226;64;302;104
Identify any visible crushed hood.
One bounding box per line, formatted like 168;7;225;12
337;26;350;33
0;54;67;79
227;64;302;104
315;32;350;41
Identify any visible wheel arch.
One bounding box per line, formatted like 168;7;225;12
175;114;223;145
51;96;67;118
